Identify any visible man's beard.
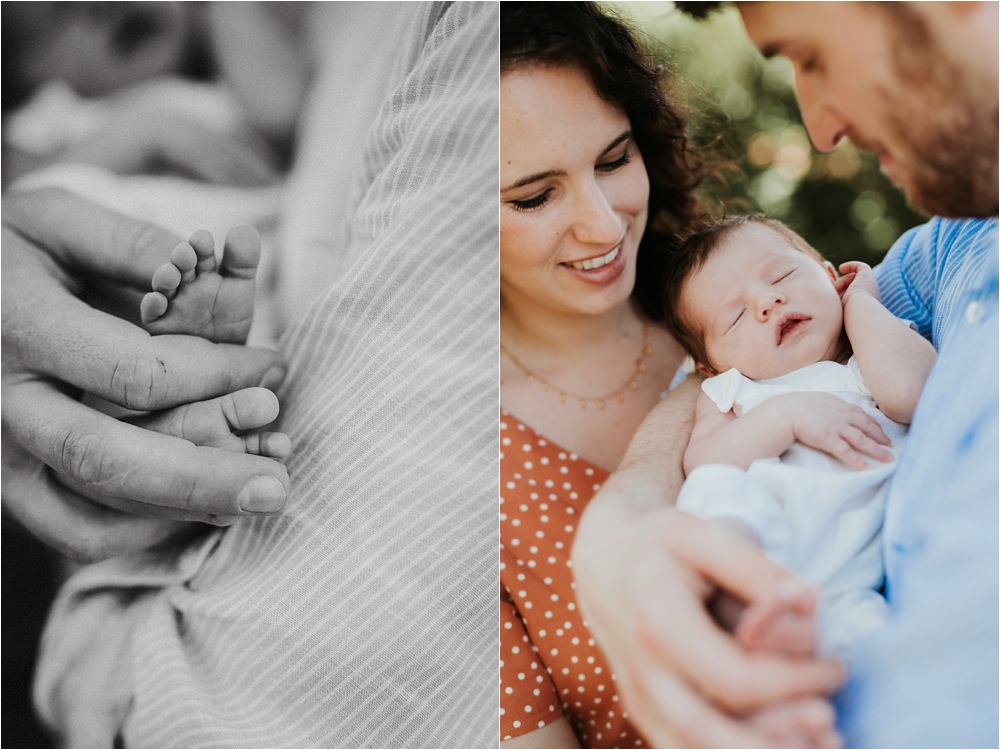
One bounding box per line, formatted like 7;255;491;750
885;94;999;219
880;10;999;218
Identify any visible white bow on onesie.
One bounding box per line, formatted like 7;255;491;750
676;357;906;656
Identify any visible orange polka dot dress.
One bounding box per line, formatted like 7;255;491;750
500;409;647;747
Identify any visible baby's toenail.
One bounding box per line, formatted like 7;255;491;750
260;366;287;391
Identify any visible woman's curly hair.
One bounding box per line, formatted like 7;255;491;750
500;1;709;320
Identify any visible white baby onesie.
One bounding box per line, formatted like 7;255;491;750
676;358;907;655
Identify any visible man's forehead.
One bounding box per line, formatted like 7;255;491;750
736;2;870;58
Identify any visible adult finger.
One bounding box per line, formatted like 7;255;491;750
6;271;282;410
5;379;289;516
2;437;208;563
654;518;846;712
3;188;180;287
620;659;780;748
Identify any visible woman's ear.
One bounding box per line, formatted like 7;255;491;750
822;260;839;284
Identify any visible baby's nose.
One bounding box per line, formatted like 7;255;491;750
756;293;785;320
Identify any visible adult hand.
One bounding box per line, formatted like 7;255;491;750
2;188;290;561
571;385;845;747
63;111;281;187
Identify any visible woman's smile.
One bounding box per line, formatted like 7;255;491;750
500;64;649;318
559;241;627;284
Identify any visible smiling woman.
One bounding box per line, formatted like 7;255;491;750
498;3;710;747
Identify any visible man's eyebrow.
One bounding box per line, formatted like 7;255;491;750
500;130;632;194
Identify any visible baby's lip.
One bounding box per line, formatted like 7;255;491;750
775;312;811;345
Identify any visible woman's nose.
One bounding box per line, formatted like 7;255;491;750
571;181;622;246
755;291;786;321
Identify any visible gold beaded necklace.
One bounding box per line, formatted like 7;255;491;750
500;324;653;410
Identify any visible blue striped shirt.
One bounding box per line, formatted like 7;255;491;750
839;217;999;747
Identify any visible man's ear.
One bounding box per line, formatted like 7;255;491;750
822;260;839;284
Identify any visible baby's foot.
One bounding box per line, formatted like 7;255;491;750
128;387;291;460
141;226;260;343
736;585;819;657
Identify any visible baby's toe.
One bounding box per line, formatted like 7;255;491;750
219;225;261;281
221;387;280;432
169;242;199;283
151;262;182;296
140;292;169;325
243;431;292;459
188;229;218;274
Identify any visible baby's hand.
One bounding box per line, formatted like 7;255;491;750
834;261;880;308
785;393;892;470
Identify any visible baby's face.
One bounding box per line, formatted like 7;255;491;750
679;223;844;380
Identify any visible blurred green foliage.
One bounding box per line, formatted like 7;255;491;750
608;2;927;267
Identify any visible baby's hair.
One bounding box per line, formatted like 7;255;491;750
661;213;825;370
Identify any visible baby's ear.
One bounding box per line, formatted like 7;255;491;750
694;360;717;377
822;260;839;284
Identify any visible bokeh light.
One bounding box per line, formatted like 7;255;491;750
606;1;926;265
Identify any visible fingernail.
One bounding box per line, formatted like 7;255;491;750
260;365;286;391
238;475;286;513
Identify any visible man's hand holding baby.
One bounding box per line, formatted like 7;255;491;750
2;189;290;562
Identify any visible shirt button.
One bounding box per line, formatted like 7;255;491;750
965;300;987;325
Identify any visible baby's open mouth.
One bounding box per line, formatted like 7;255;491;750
565;246;619;271
776;315;809;345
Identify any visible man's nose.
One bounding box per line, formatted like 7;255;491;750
795;79;847;152
572;181;621;246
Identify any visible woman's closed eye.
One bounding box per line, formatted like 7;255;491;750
596;147;632;173
508;189;553;212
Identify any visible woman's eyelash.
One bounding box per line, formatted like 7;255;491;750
509;190;552;212
507;147;630;211
597;150;631;172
